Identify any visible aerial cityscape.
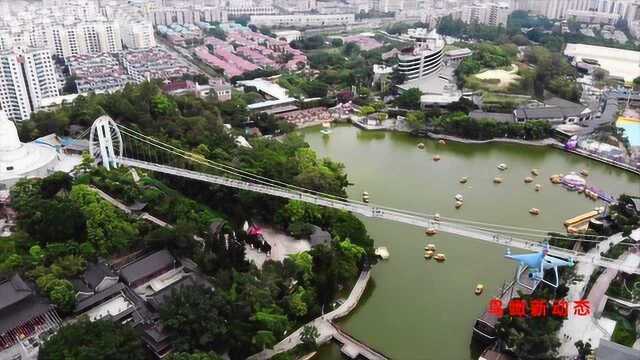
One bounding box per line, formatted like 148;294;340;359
0;0;639;359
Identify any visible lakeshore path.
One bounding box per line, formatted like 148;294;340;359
248;270;386;360
558;229;640;357
425;132;562;147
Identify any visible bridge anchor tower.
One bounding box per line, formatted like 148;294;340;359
89;115;123;170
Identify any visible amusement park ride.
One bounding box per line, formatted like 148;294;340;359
505;243;575;291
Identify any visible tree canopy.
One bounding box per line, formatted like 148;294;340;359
39;319;146;360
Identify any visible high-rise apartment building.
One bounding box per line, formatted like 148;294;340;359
521;0;636;20
119;20;157;49
281;0;318;12
0;47;59;121
454;2;510;27
148;5;227;26
0;19;122;59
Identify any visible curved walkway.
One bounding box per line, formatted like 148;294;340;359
248;270;383;360
425;132;562;147
558;230;640;357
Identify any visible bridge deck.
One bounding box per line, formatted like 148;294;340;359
119;158;640;274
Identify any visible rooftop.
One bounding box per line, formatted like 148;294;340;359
564;43;640;82
0;274;53;335
0;274;32;310
238;78;290;100
469;111;514;123
596;339;640;360
119;250;176;286
84;294;134;322
84;262;116;290
147;275;204;311
75;282;126;313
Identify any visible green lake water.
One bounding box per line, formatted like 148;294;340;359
300;125;640;360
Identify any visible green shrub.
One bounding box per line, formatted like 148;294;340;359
288;222;314;239
612;322;636;347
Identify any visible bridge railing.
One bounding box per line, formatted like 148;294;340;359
119;158;640;275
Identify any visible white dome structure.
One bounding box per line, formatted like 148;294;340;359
0;110;59;189
0;113;22;152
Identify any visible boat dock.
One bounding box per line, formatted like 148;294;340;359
564;208;604;233
332;324;389;360
473;268;537;342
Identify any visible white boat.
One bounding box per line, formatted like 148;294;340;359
320;122;332;135
497;163;508;171
455;194;464;202
375;247;390;260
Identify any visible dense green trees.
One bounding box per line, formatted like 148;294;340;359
7;175;144;311
608;195;640;236
290;35;326;50
497;315;563;359
170;352;223;360
438;16;507;42
277;74;329;98
495;280;570;360
300;325;320;350
394;88;423;110
39;319;147;360
161;285;229;353
69;185;138;256
430;112;552;140
14;81;373;359
404;111;552;140
634;76;640;91
159;237;367;360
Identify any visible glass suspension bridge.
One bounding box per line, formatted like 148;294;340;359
87;116;640;274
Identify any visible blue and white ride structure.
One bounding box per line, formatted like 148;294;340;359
505;243;574;291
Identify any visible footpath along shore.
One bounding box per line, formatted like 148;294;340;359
386;118;639;175
248;269;390;360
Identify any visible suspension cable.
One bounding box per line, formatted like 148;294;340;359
116;125;636;245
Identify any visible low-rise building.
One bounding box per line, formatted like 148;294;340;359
343;35;383;51
566;9;620;24
513;97;592;125
249;13;355;28
0;274;62;360
74;282;137;322
67;53;129;93
119;250;178;289
445;48;473;63
274;30;302;43
163;79;233;102
372;64;393;86
121;48;192;82
226;6;278;17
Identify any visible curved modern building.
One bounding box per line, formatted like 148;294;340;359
0;110;60;189
397;29;445;80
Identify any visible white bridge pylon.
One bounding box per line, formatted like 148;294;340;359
89;115;123;171
89;119;640;275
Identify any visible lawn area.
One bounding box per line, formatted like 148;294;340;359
612;320;638;347
305;47;344;57
472;64;521;90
